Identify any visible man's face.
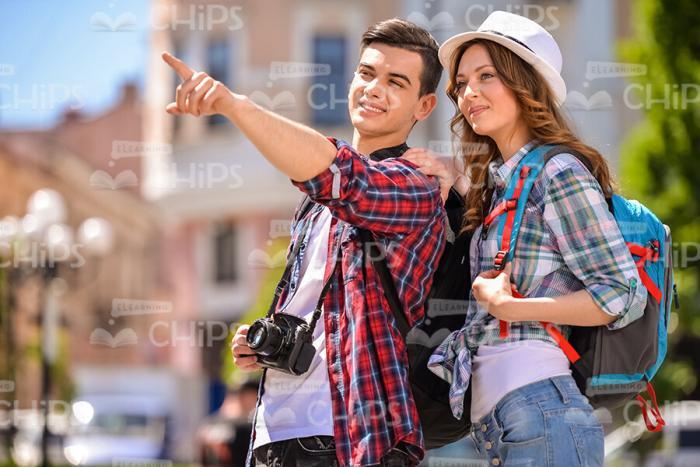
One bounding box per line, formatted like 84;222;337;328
348;43;433;138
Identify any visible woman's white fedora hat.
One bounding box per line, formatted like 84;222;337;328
439;10;567;106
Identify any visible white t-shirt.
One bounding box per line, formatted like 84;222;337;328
253;207;334;448
470;340;571;423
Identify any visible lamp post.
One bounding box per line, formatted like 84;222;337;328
0;215;20;460
11;189;114;467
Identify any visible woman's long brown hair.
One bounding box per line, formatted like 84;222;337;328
447;39;616;234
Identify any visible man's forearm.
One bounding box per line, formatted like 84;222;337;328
221;93;338;182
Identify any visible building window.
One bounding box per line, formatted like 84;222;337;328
311;36;348;126
207;39;230;127
214;222;238;283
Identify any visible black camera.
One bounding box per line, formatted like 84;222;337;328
246;313;316;375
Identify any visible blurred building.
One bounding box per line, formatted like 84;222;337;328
0;83;175;458
0;0;651;463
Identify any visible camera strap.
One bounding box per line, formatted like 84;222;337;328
265;203;336;336
307;273;333;334
265;215;314;319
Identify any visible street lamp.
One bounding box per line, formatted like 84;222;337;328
27;189;67;232
6;189;114;467
0;214;21;460
77;218;114;257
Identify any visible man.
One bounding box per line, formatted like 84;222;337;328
163;19;445;466
198;381;258;467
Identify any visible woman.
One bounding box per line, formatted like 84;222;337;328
406;11;647;466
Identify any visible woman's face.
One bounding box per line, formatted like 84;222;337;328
453;43;522;139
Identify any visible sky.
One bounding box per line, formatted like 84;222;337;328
0;0;150;130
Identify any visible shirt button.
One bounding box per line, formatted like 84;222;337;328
481;424;488;432
492;458;501;466
485;441;493;450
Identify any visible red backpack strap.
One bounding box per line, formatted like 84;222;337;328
484;145;558;338
540;321;581;364
493;166;531;271
635;381;665;432
484;199;517;227
626;241;663;303
491;167;532;337
509;284;584;363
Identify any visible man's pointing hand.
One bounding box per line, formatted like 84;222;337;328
162;51;237;117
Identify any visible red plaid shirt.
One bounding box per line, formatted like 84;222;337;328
249;139;446;466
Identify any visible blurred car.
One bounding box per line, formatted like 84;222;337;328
604;400;700;466
62;394;170;465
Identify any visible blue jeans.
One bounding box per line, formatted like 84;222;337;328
470;375;604;466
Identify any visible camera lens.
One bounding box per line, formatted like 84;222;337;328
247;319;284;357
249;325;266;348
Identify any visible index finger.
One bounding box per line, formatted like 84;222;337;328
234;334;250;346
162;51;194;80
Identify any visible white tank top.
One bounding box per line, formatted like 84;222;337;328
470;340;571;423
254;207;335;448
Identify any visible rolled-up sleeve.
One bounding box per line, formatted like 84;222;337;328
291;139;442;236
542;156;647;330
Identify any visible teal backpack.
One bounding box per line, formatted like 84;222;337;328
485;144;679;432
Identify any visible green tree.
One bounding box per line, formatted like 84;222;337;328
617;0;700;452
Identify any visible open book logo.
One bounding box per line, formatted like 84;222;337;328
405;328;452;348
249;91;296;111
248;249;287;269
90;170;138;190
565;91;613;111
406;11;454;32
89;327;138;348
90;11;137;31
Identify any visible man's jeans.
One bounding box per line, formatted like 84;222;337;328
252;436;418;466
470;375;604;466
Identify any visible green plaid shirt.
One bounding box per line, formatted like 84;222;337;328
428;140;647;419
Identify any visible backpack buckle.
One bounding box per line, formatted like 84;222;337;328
649;240;660;261
504;199;518;211
494;250;508;270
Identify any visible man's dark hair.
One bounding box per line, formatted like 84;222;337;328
360;18;443;97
